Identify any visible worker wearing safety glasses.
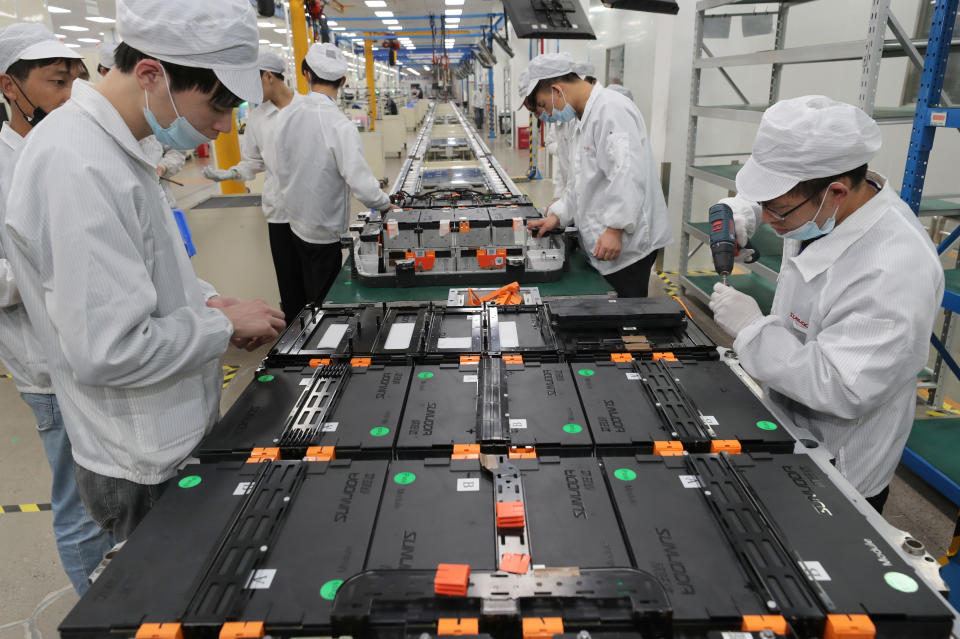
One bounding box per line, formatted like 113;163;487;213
709;96;943;513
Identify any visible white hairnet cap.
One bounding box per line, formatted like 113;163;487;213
116;0;262;103
736;95;882;202
574;61;595;78
258;50;285;74
607;84;634;102
305;43;347;81
99;39;119;68
518;53;591;100
0;23;81;74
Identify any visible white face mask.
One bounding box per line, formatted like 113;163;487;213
775;182;841;241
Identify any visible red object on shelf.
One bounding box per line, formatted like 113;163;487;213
196;143;210;158
517;126;530;150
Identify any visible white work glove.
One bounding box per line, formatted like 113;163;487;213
718;196;758;263
708;282;763;338
203;166;238;182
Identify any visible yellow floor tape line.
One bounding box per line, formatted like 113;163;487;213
0;503;52;514
222;365;240;390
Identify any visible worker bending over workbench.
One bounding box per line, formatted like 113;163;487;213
709;96;943;513
521;53;672;298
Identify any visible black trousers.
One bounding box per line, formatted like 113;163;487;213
866;485;890;514
74;461;173;542
267;222;305;323
294;236;344;305
602;250;659;298
473;107;484;129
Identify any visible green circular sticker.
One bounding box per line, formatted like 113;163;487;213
614;468;637;482
394;472;416;485
756;420;778;431
320;579;344;600
257;374;275;383
563;423;583;434
418;371;435;379
370;426;390;437
577;369;595;377
884;571;919;593
178;475;202;488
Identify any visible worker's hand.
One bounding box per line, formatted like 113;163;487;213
217;298;286;342
385;203;401;211
157;165;167;177
527;213;560;238
203;166;237;182
205;295;242;309
708;283;763;338
593;227;623;261
735;247;756;263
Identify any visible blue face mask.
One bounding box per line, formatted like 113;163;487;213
550;87;576;123
143;66;213;150
539;110;556;124
775;182;840;241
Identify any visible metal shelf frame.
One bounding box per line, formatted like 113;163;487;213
898;0;960;406
679;0;936;303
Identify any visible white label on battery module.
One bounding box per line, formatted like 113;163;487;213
721;633;752;639
317;323;348;349
499;321;520;348
679;475;703;489
625;372;641;381
234;482;254;496
439;219;450;236
384;323;415;350
509;418;527;430
321;422;339;432
437;337;472;350
512;217;525;244
700;415;719;426
386;220;399;237
245;568;276;589
800;560;831;582
457;478;480;492
463;374;478;383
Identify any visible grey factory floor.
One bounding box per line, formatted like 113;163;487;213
1;118;958;638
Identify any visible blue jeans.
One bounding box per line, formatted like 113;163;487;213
21;392;114;595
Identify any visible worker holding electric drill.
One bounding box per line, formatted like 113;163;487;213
708;95;943;514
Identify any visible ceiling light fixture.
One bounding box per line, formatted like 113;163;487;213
381;19;398;24
269;43;283;47
326;20;338;26
47;5;70;13
388;25;403;29
274;27;287;33
364;0;387;6
445;9;462;15
85;16;115;23
374;11;393;17
331;26;346;30
77;37;101;43
60;25;89;32
257;21;274;27
259;39;270;43
64;43;80;47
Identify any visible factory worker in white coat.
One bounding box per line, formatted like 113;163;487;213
204;51;305;322
542;63;594;212
2;0;285;542
275;42;397;304
708;96;944;513
523;53;672;297
0;22;113;595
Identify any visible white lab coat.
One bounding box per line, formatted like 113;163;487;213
229;97;304;223
275;92;390;245
2;81;233;485
729;173;944;497
472;89;484;109
139;136;186;210
0;122;52;394
551;85;673;275
544;120;574;200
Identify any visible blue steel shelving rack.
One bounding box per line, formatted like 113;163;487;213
898;0;960;601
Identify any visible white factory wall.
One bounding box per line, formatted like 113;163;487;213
487;0;958;271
